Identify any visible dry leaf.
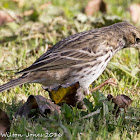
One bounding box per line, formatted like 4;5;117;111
15;95;61;117
0;10;20;25
0;109;11;140
40;2;51;10
128;3;140;23
23;10;34;17
47;82;86;109
85;0;107;16
107;94;133;115
0;10;15;25
48;83;79;104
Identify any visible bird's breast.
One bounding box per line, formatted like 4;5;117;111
74;50;113;89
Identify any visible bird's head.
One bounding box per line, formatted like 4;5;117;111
115;22;140;48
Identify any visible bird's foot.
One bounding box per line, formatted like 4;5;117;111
90;78;117;92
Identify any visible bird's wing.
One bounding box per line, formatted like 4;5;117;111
17;48;96;74
17;30;102;74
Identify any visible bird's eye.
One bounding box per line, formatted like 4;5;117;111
136;38;140;43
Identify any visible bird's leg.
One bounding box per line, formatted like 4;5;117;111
90;78;117;92
75;87;86;109
83;88;90;95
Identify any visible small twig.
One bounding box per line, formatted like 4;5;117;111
90;78;117;92
79;109;100;120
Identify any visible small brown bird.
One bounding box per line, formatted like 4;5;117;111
0;22;140;95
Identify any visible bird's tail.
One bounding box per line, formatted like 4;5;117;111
0;77;28;93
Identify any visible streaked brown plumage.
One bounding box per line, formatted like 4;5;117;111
0;22;140;95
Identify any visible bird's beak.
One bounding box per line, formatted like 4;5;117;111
134;43;140;48
130;42;140;48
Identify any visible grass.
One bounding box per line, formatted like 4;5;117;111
0;0;140;139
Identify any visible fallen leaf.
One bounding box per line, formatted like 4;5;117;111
23;10;34;17
0;8;39;25
40;2;51;10
0;109;11;140
107;94;133;115
128;3;140;23
0;10;20;25
15;95;61;117
48;83;79;104
85;0;107;16
47;82;86;109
